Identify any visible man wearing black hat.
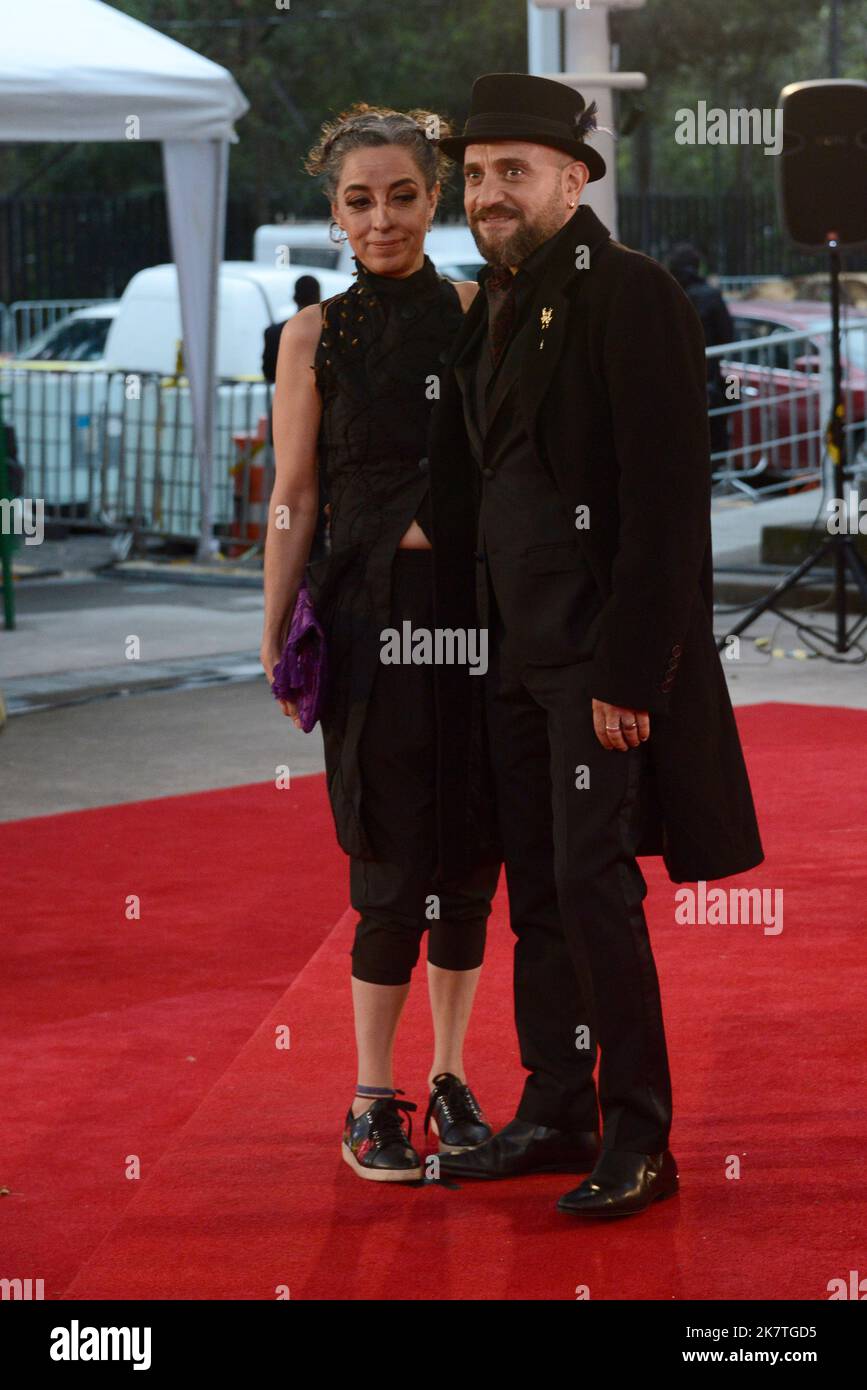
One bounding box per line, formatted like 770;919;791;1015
428;74;763;1216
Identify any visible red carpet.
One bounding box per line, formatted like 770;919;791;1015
3;703;866;1300
1;776;348;1296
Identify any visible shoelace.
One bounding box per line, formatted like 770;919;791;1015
369;1096;417;1149
423;1075;483;1136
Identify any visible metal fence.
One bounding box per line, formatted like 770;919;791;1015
3;320;866;548
0;192;256;305
0;193;171;304
707;318;867;499
6;191;867;308
0;298;115;356
617;192;867;280
0;363;274;550
0;302;12;359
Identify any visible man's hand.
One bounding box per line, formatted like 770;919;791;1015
592;698;650;751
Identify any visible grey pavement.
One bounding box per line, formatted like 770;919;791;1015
711;485;829;567
1;494;865;823
0;679;324;822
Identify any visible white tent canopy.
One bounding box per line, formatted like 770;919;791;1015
0;0;249;556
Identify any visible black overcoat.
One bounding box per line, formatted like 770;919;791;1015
428;203;764;885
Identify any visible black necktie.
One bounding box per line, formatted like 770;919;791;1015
484;266;516;367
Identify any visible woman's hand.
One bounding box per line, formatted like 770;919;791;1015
261;643;302;729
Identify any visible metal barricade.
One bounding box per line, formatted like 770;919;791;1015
0;362;272;547
0;303;14;356
3;316;865;543
706;317;867;499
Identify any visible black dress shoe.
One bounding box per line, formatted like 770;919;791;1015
557;1148;678;1216
437;1118;600;1179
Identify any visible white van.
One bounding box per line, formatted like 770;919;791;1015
103;261;352;376
253;222;485;283
252;223;345;273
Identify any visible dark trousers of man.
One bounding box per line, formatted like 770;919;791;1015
483;594;673;1154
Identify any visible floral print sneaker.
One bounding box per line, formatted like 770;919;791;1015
342;1094;422;1182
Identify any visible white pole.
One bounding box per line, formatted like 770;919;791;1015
527;0;560;74
529;0;647;238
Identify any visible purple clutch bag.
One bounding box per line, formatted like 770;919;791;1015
270;581;327;732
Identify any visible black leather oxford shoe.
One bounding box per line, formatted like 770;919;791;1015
437;1118;600;1179
557;1148;679;1216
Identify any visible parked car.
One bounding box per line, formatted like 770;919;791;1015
732;272;867;310
718;299;867;473
15;303;119;363
253;221;485;282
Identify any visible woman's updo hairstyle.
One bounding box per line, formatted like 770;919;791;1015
304;103;454;200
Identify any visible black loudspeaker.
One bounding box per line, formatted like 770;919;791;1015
777;79;867;251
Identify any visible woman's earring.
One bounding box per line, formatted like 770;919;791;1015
329;221;347;244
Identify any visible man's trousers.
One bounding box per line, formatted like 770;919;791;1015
484;611;673;1154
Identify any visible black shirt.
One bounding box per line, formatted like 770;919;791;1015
462;206;603;664
477;201;587;349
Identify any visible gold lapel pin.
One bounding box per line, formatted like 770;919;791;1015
539;306;553;348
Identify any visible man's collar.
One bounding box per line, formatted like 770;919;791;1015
519;202;586;281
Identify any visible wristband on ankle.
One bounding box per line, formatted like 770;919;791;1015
355;1084;396;1099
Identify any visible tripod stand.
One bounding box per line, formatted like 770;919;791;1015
716;234;867;655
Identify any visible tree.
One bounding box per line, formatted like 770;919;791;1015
0;0;528;224
614;0;845;195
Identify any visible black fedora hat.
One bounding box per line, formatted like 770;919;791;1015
438;72;606;182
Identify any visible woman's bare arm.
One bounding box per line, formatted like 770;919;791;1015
260;304;323;708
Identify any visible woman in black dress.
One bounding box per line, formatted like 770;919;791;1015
260;105;500;1182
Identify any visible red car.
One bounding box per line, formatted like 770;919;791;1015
716;299;867;477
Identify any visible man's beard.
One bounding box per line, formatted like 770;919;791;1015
470;191;566;267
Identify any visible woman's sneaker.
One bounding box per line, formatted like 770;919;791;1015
424;1073;492;1153
342;1095;422;1182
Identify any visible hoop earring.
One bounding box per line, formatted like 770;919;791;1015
329;221;347;244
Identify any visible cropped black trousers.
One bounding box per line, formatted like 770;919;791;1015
349;549;499;985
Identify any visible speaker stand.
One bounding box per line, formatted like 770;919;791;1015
717;235;867;655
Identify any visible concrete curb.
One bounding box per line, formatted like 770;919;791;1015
98;561;263;589
3;651;264;715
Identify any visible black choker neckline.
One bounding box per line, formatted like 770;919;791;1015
352;253;442;297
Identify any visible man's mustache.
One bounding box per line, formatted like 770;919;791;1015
471;207;524;226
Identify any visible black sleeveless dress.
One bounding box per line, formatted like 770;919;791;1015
306;254;468;865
